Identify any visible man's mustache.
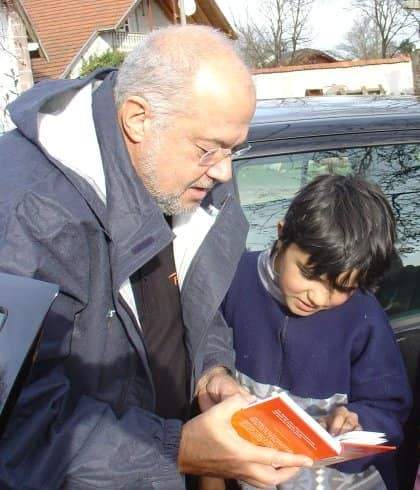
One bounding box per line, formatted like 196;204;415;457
188;178;215;191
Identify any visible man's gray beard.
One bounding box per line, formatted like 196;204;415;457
139;146;199;216
154;192;194;216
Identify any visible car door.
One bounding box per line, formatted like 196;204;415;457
233;136;420;489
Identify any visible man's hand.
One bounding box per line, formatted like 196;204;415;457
196;367;253;412
318;406;362;436
178;394;313;488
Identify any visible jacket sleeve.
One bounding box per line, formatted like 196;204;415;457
200;309;236;375
335;306;412;475
0;195;185;489
2;375;184;489
188;194;247;382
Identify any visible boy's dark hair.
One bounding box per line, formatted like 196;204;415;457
279;174;396;291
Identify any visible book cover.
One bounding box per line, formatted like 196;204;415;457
0;273;58;436
231;392;395;465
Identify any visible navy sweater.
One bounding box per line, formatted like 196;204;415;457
222;251;412;489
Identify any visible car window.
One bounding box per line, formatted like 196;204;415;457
234;143;420;321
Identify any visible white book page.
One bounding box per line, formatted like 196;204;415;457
336;430;388;445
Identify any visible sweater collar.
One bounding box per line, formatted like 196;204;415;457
257;244;284;304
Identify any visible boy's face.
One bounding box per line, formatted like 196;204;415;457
276;243;358;317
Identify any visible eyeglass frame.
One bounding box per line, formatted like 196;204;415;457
197;142;252;167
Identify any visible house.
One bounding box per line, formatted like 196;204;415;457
21;0;236;81
0;0;45;132
252;57;414;99
282;48;338;66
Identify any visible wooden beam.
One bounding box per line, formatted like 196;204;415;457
196;0;237;39
189;4;211;25
154;0;236;37
155;0;178;24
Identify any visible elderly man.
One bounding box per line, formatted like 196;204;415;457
0;26;312;488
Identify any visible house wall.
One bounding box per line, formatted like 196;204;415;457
0;2;33;133
129;0;170;34
9;7;33;92
69;0;171;79
253;61;415;99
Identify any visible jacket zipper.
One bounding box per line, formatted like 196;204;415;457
281;315;289;345
117;293;156;411
279;315;289;386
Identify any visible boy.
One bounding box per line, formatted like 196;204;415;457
222;175;412;489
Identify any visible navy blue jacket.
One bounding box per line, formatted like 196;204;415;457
0;70;248;488
222;251;412;488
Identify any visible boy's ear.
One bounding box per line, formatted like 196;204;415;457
277;221;284;238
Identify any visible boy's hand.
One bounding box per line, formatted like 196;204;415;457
318;406;362;436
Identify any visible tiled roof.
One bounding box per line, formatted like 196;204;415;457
22;0;138;80
252;56;412;75
22;0;236;81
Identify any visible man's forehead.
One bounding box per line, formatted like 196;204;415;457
196;125;249;150
186;62;255;148
194;65;227;97
192;64;256;117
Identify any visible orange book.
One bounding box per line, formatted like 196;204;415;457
231;392;395;466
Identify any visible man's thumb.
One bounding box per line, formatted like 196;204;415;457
220;392;257;414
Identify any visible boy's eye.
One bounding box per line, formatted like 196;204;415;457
297;264;314;279
297;261;357;294
335;284;357;294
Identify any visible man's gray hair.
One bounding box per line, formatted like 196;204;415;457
114;25;240;122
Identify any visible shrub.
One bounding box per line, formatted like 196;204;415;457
79;50;126;77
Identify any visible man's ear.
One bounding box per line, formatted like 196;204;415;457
277;220;284;238
118;96;152;144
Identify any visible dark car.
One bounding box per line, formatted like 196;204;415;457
232;95;420;489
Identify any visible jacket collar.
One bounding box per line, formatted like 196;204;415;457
91;73;174;291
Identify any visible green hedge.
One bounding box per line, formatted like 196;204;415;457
79;50;126;77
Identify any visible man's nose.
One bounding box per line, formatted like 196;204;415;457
205;156;233;183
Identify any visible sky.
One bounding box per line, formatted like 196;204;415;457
215;0;357;52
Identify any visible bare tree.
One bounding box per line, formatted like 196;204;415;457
0;1;21;133
338;16;383;59
233;0;314;69
351;0;417;58
288;0;313;63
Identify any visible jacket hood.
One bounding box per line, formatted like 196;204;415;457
8;69;116;204
8;68;115;146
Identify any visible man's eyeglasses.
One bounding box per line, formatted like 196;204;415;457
197;142;252;167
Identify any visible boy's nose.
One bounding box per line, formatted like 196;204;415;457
307;288;329;309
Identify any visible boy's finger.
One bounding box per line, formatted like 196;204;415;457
329;414;346;436
333;411;359;435
343;412;359;430
340;417;357;434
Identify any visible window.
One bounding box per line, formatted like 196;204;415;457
234;143;420;320
117;19;130;33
